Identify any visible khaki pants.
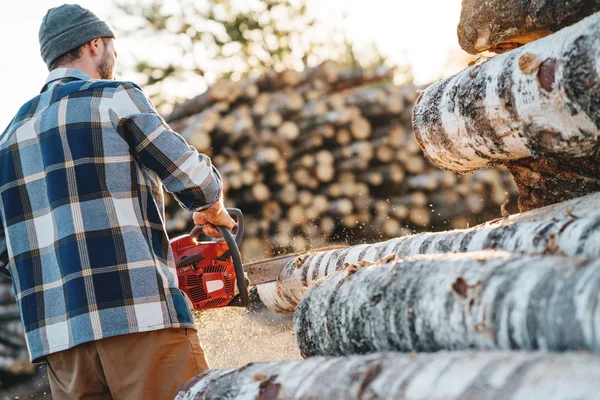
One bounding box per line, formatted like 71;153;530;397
46;328;209;400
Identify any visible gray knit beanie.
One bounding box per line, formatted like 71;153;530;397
39;4;116;69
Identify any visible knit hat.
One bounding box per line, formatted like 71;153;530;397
39;4;116;69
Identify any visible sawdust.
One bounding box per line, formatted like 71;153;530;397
193;295;300;369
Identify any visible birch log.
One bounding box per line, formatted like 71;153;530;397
295;251;600;357
413;13;600;209
458;0;600;54
176;351;600;400
257;192;600;313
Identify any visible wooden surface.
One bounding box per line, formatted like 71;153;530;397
458;0;600;54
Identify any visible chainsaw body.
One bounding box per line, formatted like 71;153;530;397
170;208;248;310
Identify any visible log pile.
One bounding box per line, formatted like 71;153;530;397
176;351;600;399
0;276;35;390
256;192;600;313
176;3;600;398
163;62;518;261
414;11;600;211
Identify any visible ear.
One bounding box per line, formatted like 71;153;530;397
88;38;102;57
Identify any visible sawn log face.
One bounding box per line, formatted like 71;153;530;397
458;0;600;54
294;251;600;357
507;155;600;211
175;351;600;400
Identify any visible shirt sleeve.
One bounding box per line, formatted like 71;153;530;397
0;225;10;278
110;82;223;212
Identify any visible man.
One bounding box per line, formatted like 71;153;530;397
0;4;235;399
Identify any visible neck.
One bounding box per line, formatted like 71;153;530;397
56;60;100;79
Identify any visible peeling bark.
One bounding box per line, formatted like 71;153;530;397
294;251;600;357
458;0;600;54
257;193;600;313
176;350;600;399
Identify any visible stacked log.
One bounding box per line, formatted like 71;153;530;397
414;11;600;211
256;192;600;313
176;351;600;399
164;62;518;260
295;251;600;357
0;276;35;390
458;0;600;54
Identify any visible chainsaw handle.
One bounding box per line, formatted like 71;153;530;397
216;224;248;307
189;208;244;247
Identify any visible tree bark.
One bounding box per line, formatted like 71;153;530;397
176;351;600;400
413;13;600;210
458;0;600;54
295;251;600;357
413;13;600;173
257;192;600;313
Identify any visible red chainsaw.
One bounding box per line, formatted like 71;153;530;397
170;208;343;310
170;208;249;310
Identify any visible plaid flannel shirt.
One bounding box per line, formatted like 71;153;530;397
0;68;223;362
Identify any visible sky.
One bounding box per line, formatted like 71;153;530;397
0;0;466;129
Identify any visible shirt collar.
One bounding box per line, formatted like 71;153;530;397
42;68;93;91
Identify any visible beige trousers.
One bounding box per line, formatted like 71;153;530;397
46;328;209;400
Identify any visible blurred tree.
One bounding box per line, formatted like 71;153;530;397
113;0;393;113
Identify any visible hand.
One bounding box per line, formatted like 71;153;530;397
192;200;235;238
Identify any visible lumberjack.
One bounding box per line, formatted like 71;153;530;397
0;4;234;399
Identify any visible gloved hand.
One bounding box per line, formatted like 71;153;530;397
192;199;236;238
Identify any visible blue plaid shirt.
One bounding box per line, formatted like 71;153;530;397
0;68;223;362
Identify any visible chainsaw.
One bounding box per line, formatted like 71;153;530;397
170;208;344;310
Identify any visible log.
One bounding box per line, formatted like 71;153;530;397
458;0;600;54
332;66;395;91
0;278;33;384
507;155;600;211
297;61;341;88
295;251;600;356
255;68;302;91
413;14;600;209
267;91;305;117
298;108;359;131
257;196;600;313
176;351;600;400
166;80;241;122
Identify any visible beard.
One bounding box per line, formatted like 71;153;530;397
97;50;113;80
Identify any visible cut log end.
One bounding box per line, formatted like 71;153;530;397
507;155;600;211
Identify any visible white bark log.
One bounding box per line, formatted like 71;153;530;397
257;193;600;313
294;251;600;356
412;13;600;173
176;351;600;400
